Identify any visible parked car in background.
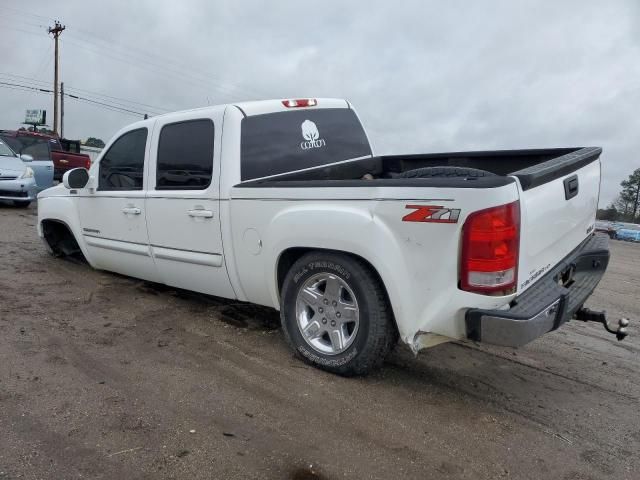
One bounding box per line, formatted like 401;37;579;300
616;225;640;242
595;221;618;239
0;130;91;182
0;139;40;207
37;98;622;375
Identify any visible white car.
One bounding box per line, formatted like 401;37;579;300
37;98;621;375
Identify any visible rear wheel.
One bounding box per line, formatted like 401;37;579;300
280;251;397;376
13;200;31;208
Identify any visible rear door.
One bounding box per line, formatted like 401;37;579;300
516;152;601;293
145;108;235;299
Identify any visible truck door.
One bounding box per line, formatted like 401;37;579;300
145;108;236;299
77;127;159;282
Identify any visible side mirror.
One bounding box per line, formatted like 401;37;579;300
20;154;34;162
63;168;90;189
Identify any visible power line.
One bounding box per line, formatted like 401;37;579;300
60;37;255;102
0;72;169;115
0;5;55;22
0;80;147;118
64;26;271;99
4;14;273;103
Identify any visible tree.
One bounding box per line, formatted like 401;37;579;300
85;137;105;148
619;168;640;222
596;204;618;221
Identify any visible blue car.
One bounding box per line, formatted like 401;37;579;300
616;228;640;242
0;140;45;208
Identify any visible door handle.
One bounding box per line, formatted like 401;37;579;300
122;207;141;215
187;209;213;218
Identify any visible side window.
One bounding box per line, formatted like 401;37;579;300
156;119;214;190
98;128;148;191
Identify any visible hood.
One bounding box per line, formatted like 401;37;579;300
37;182;68;199
0;156;27;176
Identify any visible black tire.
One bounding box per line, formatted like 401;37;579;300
397;166;496;179
13;200;31;208
280;251;398;376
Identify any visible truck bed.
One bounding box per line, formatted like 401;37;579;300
237;146;602;190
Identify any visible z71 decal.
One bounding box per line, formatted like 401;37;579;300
402;205;461;223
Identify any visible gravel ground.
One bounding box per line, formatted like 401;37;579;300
0;203;638;480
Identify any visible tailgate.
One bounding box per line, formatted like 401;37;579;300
514;147;601;293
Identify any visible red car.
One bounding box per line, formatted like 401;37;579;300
0;130;91;181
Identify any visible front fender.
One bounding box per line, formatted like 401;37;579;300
37;195;93;265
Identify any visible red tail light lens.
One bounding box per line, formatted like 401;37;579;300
282;98;317;108
84;158;91;170
460;201;520;294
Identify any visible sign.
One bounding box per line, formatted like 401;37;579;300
24;109;46;125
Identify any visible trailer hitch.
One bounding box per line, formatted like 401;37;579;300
574;307;629;341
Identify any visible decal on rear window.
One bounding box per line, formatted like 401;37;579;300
300;120;326;150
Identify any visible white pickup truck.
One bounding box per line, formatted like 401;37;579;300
37;98;626;375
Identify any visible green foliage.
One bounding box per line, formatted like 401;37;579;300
613;168;640;223
596;205;618;221
85;137;105;148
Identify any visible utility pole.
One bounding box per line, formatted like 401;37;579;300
60;82;65;138
48;20;65;136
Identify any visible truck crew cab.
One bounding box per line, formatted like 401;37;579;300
37;98;626;375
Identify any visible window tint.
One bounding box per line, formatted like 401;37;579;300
98;128;147;191
240;108;371;181
0;135;52;160
156;119;214;190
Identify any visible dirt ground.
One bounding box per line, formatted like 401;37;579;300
0;203;638;480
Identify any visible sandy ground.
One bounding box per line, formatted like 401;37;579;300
0;202;638;480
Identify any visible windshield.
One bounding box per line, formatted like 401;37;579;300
0;135;52;160
0;140;17;157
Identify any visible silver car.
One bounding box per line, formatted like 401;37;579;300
0;140;40;208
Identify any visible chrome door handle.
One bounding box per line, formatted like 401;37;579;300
122;207;141;215
187;209;213;218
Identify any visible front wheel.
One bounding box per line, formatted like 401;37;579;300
280;252;397;376
13;200;31;208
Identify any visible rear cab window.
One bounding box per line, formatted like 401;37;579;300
240;108;371;181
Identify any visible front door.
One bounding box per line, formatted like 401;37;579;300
145;109;235;298
77;127;159;282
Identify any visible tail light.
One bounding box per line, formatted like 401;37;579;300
460;201;520;294
282;98;317;108
84;158;91;170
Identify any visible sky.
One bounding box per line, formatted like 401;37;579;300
1;0;638;206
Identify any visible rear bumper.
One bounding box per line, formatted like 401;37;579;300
465;234;610;347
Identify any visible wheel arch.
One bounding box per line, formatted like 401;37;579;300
40;218;84;259
275;246;399;335
37;195;91;262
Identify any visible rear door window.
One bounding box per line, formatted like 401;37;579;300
156;119;214;190
240;108;371;181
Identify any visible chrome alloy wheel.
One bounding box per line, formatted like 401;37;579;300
295;273;360;355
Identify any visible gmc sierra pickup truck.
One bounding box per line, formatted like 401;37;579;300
37;98;628;375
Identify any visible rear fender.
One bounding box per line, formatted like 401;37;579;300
266;204;410;337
